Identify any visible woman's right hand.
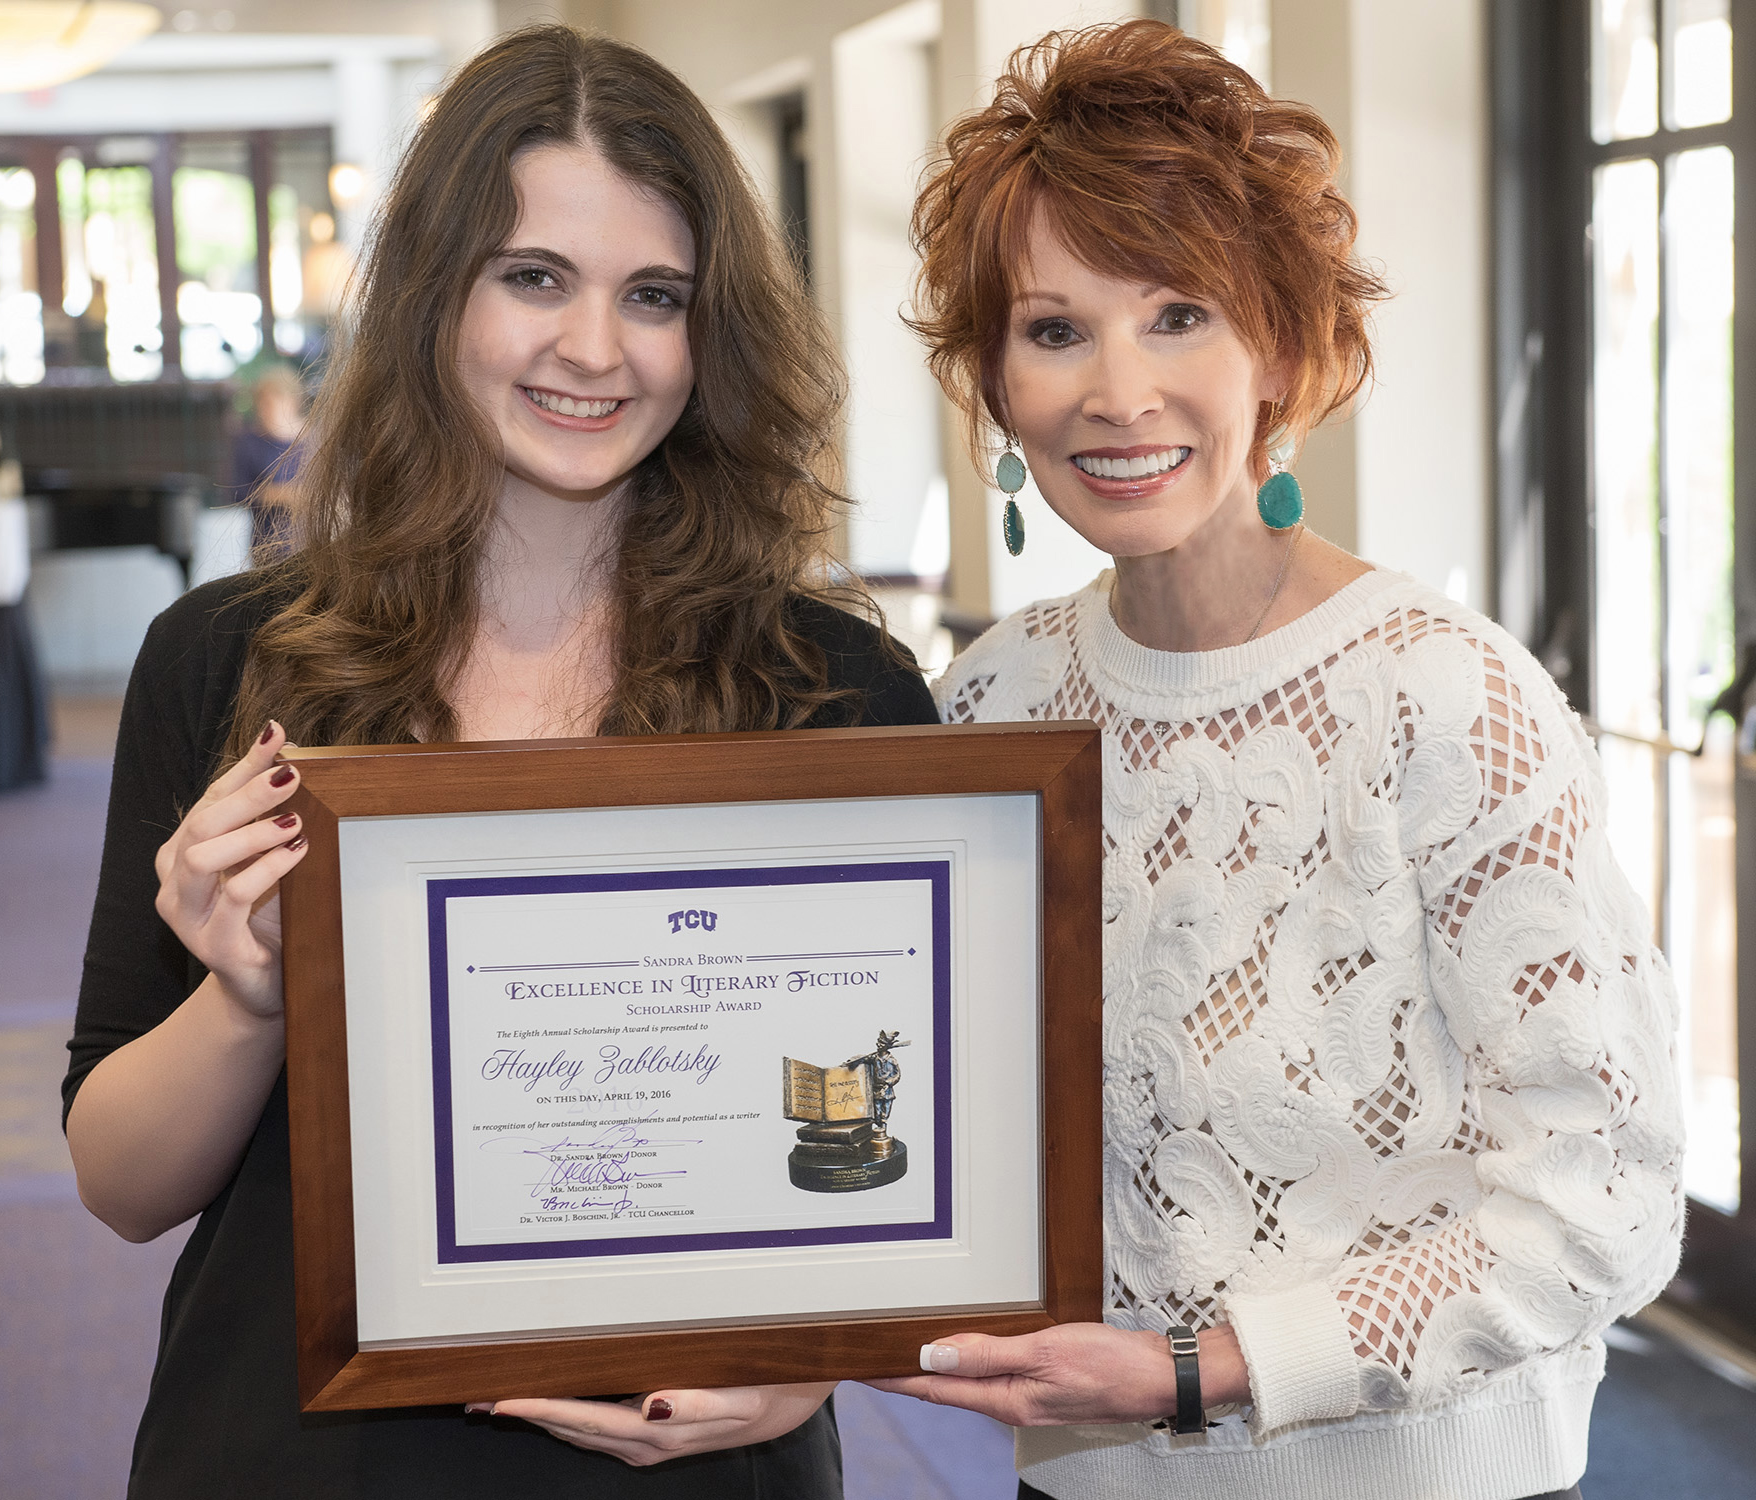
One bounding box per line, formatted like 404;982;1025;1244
152;720;310;1020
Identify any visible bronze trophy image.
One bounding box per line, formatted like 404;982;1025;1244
780;1031;910;1192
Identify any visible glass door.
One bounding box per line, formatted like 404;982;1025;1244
1588;0;1739;1211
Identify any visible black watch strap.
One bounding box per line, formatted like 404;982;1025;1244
1148;1324;1205;1435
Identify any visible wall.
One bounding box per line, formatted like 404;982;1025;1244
830;2;948;578
937;0;1136;622
1350;0;1489;611
1270;0;1490;611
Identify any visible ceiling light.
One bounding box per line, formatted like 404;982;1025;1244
0;2;162;94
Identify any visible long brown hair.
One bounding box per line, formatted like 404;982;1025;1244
227;25;864;760
910;20;1386;478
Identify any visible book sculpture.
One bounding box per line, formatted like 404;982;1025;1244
780;1030;909;1192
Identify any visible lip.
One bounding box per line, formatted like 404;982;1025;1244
1069;445;1192;499
1073;444;1183;460
519;385;630;433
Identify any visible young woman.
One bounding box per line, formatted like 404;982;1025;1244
879;22;1683;1500
62;26;932;1497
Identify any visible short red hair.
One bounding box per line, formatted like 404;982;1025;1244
911;20;1386;473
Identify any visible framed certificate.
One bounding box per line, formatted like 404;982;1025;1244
280;721;1101;1411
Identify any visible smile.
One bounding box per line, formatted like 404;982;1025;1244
521;386;624;418
1072;447;1191;479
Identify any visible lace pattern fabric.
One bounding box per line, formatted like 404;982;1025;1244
935;570;1684;1432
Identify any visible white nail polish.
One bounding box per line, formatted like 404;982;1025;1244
920;1343;960;1373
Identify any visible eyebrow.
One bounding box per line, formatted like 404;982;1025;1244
493;246;577;274
628;263;694;280
491;249;696;285
1015;286;1192;305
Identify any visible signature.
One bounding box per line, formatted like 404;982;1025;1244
533;1152;684;1199
536;1191;638;1215
479;1115;699;1218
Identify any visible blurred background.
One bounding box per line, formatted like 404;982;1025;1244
2;0;1756;1495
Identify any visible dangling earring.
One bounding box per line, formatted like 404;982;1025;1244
1256;425;1304;530
996;448;1027;556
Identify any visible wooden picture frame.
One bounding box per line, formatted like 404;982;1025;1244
280;720;1101;1412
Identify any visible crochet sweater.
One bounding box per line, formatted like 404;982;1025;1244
933;569;1684;1500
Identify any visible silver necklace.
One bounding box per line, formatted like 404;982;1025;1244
1242;522;1304;644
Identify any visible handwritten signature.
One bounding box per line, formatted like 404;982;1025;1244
480;1115;700;1219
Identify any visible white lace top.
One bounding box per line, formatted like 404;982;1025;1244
934;569;1684;1500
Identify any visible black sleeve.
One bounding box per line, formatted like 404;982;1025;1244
62;579;263;1124
791;598;940;727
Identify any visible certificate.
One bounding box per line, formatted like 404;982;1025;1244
429;860;951;1261
281;722;1101;1411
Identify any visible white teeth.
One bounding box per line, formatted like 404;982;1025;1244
1074;447;1190;479
526;388;620;418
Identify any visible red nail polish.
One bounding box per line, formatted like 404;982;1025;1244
269;765;295;787
258;722;276;746
286;835;308;852
645;1398;673;1421
273;814;298;829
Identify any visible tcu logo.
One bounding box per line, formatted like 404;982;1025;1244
667;908;719;933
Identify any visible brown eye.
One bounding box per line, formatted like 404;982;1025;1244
1158;303;1205;333
1030;318;1079;349
507;266;557;291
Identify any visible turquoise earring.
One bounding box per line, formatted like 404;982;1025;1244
996;448;1027;556
1256;426;1304;530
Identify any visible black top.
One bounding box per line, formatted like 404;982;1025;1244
64;572;939;1500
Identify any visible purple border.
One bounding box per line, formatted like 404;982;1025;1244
424;861;953;1265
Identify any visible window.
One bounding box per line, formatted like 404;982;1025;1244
1582;0;1739;1214
0;128;337;385
1496;0;1751;1275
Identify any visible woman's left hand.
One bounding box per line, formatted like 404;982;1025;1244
467;1381;836;1465
865;1323;1250;1427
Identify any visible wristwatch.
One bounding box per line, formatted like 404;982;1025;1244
1147;1324;1205;1435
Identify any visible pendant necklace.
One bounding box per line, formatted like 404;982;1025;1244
1242;522;1304;644
1107;521;1306;650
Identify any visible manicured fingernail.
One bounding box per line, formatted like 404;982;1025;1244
269;765;295;787
273;814;298;829
286;835;308;852
258;721;277;746
921;1344;959;1373
645;1398;673;1421
464;1402;493;1414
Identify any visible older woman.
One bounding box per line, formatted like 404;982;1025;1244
877;21;1683;1500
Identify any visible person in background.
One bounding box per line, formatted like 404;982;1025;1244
880;22;1684;1500
0;443;48;789
63;26;934;1498
231;364;306;555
